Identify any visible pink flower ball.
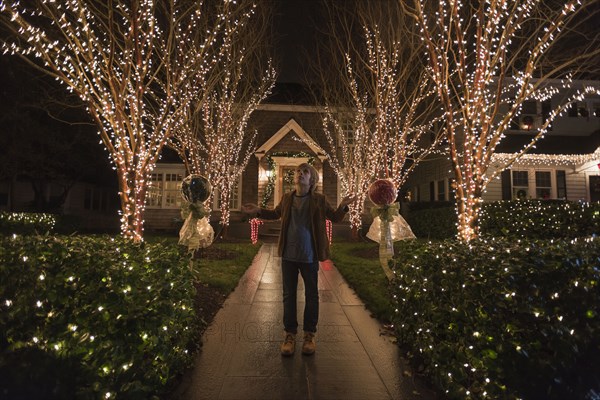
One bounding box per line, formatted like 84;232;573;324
368;179;397;206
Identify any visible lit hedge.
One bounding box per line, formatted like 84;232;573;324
479;200;600;239
405;205;456;239
404;200;600;240
0;212;56;235
0;234;200;399
391;237;600;400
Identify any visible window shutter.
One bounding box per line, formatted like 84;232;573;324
430;181;435;202
556;170;567;199
501;170;512;200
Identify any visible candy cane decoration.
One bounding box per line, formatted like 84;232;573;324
250;218;264;245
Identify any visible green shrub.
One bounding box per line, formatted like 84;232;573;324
330;242;394;322
0;212;56;235
403;200;600;240
0;234;200;399
390;237;600;399
407;201;455;212
405;206;456;239
53;214;83;234
479;200;600;239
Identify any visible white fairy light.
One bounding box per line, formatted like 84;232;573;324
300;20;443;233
412;0;599;242
0;0;252;242
166;2;274;230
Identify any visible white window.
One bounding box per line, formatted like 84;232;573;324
568;101;590;118
535;171;552;200
212;175;242;211
146;174;163;207
511;100;540;131
511;169;556;200
512;170;529;199
164;173;182;207
146;171;184;208
412;186;420;202
437;179;446;201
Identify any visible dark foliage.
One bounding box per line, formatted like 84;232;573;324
404;200;600;240
391;238;600;399
0;234;201;399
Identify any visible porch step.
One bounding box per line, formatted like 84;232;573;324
258;221;280;242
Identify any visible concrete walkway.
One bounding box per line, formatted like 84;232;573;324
173;243;437;400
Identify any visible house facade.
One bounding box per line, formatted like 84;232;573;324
403;83;600;205
146;82;600;236
144;102;352;236
4;82;597;237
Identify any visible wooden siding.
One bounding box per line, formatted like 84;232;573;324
248;109;341;211
484;178;503;201
407;152;596;204
144;208;181;231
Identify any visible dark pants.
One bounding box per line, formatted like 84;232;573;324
281;259;319;334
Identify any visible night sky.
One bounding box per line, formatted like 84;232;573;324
274;0;324;83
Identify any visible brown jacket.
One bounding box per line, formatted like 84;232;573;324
259;191;348;262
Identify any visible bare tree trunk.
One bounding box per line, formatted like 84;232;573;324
116;167;149;242
350;226;359;241
219;224;229;240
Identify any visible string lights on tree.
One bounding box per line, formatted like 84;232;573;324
307;2;443;237
401;0;600;242
168;0;276;235
0;0;240;242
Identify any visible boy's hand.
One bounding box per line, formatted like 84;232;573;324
242;203;260;215
339;194;357;208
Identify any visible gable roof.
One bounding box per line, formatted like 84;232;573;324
254;118;327;161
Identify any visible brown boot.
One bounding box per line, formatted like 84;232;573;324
280;332;295;356
302;332;316;355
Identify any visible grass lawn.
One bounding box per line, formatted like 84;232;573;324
192;242;263;293
330;239;429;323
330;240;394;322
145;235;261;293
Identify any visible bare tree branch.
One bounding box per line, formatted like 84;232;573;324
166;0;276;231
304;1;443;234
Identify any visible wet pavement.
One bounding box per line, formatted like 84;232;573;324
173;243;437;400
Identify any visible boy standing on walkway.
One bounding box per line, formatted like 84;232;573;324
242;163;355;356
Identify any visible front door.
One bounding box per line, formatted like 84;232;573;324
280;166;296;195
590;176;600;202
272;156;310;202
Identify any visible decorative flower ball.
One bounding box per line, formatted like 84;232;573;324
368;179;397;206
181;174;211;203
